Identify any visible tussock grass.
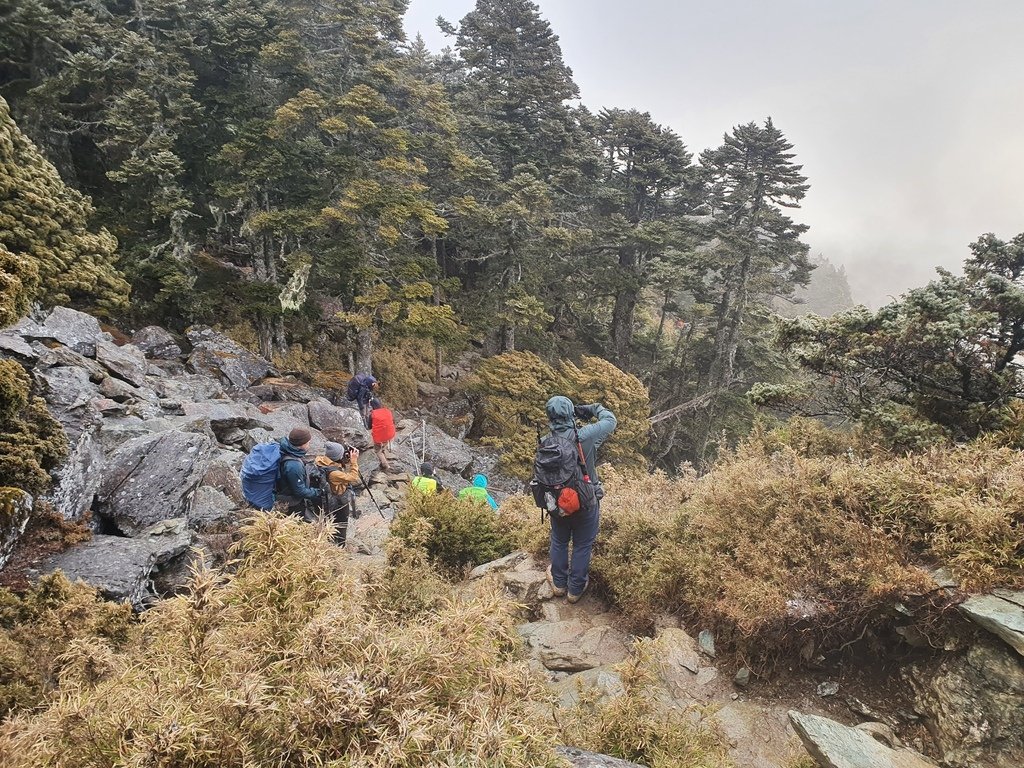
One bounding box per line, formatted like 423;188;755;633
591;427;1023;658
0;513;562;767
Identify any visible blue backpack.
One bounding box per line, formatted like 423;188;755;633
240;442;284;510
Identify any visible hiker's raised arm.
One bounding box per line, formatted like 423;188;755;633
578;403;617;445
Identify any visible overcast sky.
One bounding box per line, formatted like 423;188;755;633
404;0;1024;307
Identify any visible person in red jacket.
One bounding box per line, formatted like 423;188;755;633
369;398;396;472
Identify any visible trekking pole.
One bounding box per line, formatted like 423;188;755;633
357;469;387;520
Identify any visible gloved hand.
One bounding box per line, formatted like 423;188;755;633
573;403;596;420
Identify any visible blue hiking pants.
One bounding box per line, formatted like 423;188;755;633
549;501;600;596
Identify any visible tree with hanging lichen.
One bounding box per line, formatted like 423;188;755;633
0;96;129;324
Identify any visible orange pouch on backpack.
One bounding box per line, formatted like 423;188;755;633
557;487;580;515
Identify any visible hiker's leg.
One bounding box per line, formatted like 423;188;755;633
374;442;390;472
567;502;600;596
548;515;571;590
333;490;353;545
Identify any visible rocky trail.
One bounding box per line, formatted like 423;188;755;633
2;307;1023;768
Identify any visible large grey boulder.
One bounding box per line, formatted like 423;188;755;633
186;326;273;390
908;641;1024;768
0;488;32;570
189;485;238;529
202;453;246;505
959;591;1024;658
395;420;475;476
152;373;225;403
307;398;372;449
130;326;182;359
96;415;174;454
555;747;645;768
95;339;150;388
42;518;193;608
33;365;100;440
96;431;214;535
46;423;103;520
18;307;102;356
789;711;938;768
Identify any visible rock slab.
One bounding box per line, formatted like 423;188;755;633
186;327;272;389
130;326;182;359
42;519;193;608
789;711;938;768
959;591;1024;658
556;747;645;768
96;431;214;535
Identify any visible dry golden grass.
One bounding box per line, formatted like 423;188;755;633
590;426;1024;658
0;513;563;767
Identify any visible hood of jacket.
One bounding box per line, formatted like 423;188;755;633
545;395;575;431
314;456;340;470
472;473;488;488
279;437;307;459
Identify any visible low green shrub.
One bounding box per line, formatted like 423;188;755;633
0;513;562;767
391;491;517;576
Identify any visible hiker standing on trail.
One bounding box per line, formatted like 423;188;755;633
369;397;396;472
314;442;360;546
346;373;379;428
540;397;616;603
458;473;499;511
411;462;445;495
276;427;324;516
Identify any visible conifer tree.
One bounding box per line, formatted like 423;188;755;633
442;0;598;351
588;108;697;367
0;96;128;325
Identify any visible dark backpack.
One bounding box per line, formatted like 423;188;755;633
530;429;596;520
346;373;375;402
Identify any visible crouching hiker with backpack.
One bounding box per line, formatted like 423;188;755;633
532;397;617;603
241;427;324;517
313;442;360;546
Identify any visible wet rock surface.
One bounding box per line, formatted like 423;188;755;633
907;640;1024;768
0;489;32;570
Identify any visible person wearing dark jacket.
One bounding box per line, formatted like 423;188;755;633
544;396;617;603
277;427;322;516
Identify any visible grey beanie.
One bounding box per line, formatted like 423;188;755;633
324;442;346;461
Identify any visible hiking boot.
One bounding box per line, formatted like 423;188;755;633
567;577;590;604
546;564;567;598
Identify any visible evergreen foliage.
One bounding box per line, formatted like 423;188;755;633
0;360;67;495
0;97;128;323
768;232;1024;447
469;351;649;477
